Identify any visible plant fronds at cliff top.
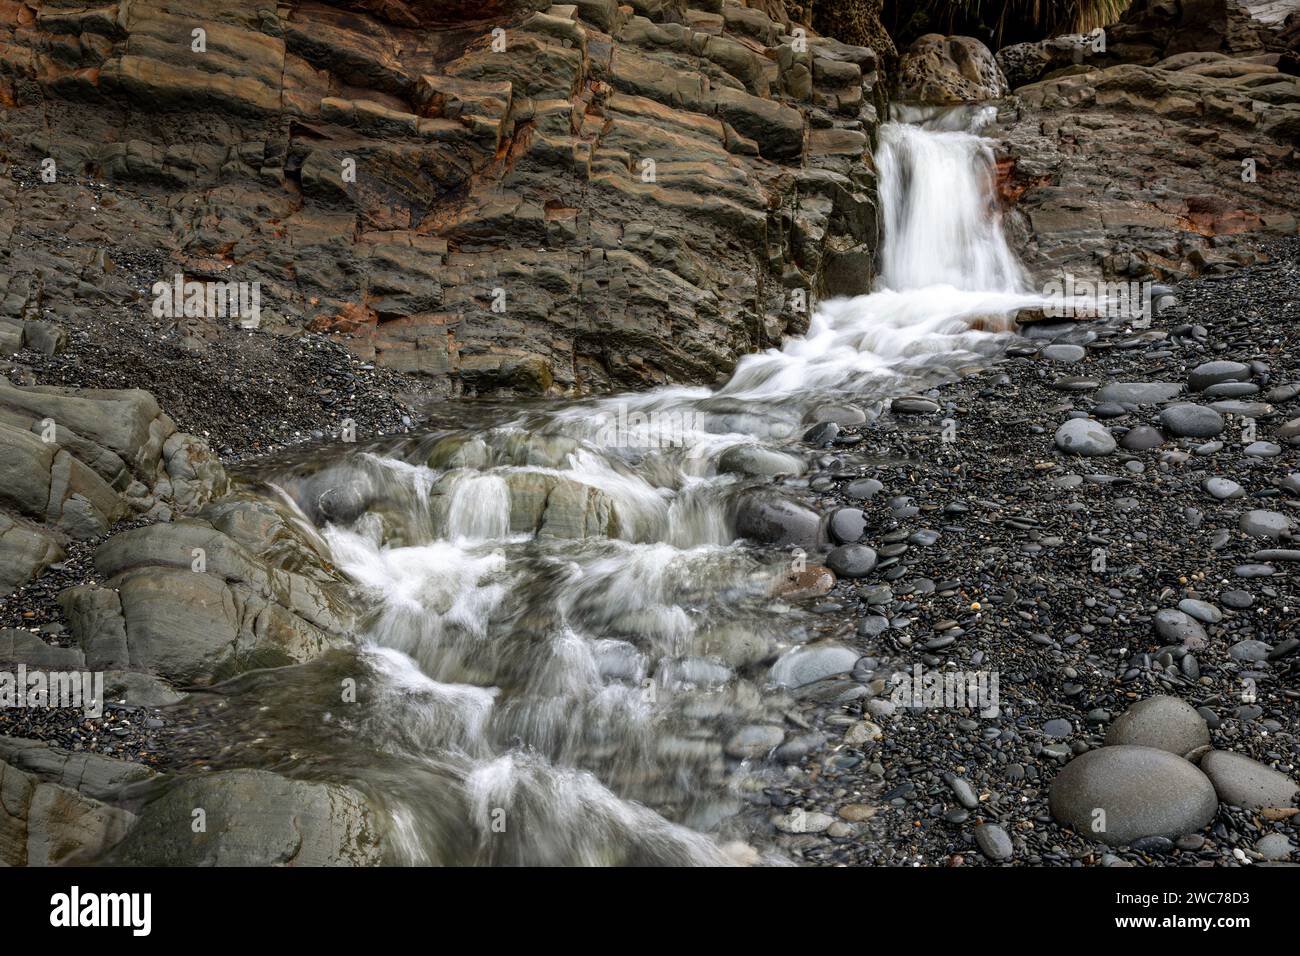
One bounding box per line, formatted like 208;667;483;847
898;0;1132;46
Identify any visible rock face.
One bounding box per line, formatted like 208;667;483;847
998;6;1300;289
59;494;356;686
0;378;226;598
0;738;151;866
998;0;1286;89
897;34;1008;104
0;0;885;395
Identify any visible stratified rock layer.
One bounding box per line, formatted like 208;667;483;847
0;0;885;395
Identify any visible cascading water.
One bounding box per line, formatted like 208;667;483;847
169;107;1047;865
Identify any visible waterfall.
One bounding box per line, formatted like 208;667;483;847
876;111;1027;293
240;108;1043;866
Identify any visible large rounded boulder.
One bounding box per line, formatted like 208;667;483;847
1049;746;1218;846
897;34;1009;104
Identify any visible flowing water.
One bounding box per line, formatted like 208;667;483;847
164;106;1047;865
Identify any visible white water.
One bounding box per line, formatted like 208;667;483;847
257;108;1044;865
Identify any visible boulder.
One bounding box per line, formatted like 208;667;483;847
59;504;354;686
1200;750;1299;809
897;35;1008;104
1104;696;1211;757
1049;746;1218;845
105;770;384;866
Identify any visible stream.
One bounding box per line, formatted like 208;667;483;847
161;105;1050;865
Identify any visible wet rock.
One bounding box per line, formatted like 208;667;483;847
844;478;884;500
770;643;859;688
891;395;940;415
718;445;805;478
1048;746;1218;846
1203;476;1244;500
58;505;354;686
802;421;840;446
828;507;868;544
1177;599;1222;624
1095;382;1182;405
974;823;1014;861
1154;609;1207;647
1228;639;1271;662
735;493;823;550
775;809;834;834
773;565;837;602
826;544;878;578
0;628;85;670
0;744;141;866
1043;344;1086;363
843;720;882;746
1241;510;1292;540
725;725;785;759
105;770;383;865
1120;425;1165;450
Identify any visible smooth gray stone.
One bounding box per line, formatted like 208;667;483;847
1210;401;1272;419
1251;549;1300;562
826;544;877;578
1048;746;1218;846
1255;833;1295;861
1188;360;1249;392
844;478;883;500
1095;382;1182;405
1229;640;1271;662
1043;344;1086;363
1200;750;1299;809
770;643;859;688
1240;509;1291;540
1104;696;1210;757
1177;599;1222;624
1055;418;1116;456
1154;608;1207;647
974;823;1014;861
828;507;867;544
1120;425;1164;450
1202;382;1258;398
1160;404;1224;438
1203;476;1244;499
